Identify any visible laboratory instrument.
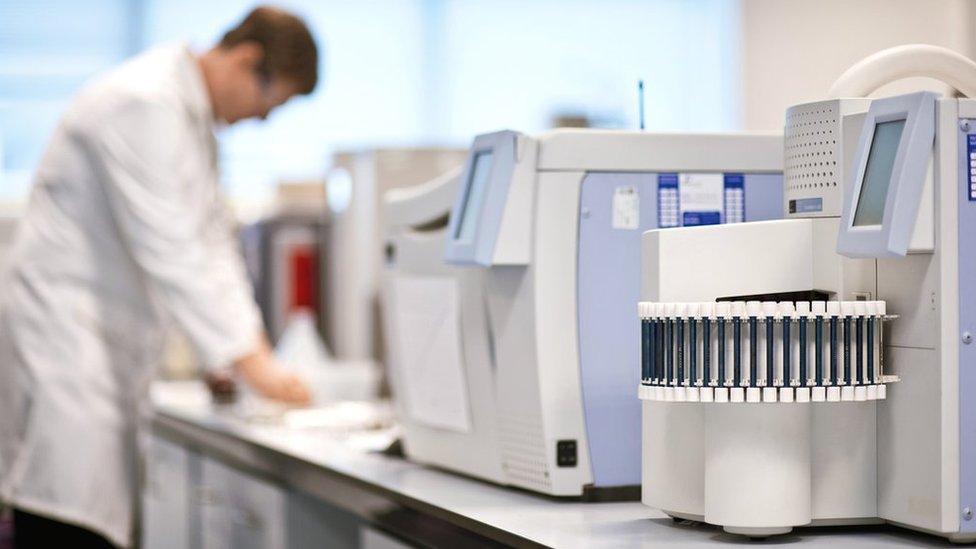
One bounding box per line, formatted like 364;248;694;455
382;167;507;484
243;208;327;343
638;45;976;542
388;128;783;496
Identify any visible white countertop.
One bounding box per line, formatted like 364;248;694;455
151;381;949;548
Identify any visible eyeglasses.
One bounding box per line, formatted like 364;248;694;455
254;64;275;101
252;63;293;117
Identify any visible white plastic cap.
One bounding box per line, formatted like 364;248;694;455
812;301;826;316
876;301;887;315
701;302;715;318
796;301;811;315
687;302;700;318
778;301;796;317
854;301;867;316
716;301;732;318
675;302;688;317
763;301;779;318
746;300;762;317
732;301;748;317
865;301;877;316
841;301;855;316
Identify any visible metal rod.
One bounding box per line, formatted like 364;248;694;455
638;80;646;131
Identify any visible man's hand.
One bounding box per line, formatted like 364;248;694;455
204;369;238;404
233;334;312;406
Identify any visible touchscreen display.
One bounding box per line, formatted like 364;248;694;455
853;119;906;226
454;151;494;241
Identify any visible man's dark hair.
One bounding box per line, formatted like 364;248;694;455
219;6;319;95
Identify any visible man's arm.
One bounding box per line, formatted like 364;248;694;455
84;94;309;404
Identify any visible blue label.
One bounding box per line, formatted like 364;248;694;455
658;173;679;188
683;211;721;226
723;173;745;189
968;134;976;201
657;173;680;228
723;173;746;223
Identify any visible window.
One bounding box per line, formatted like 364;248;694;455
0;0;742;205
0;0;137;203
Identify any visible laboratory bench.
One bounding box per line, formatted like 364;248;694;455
147;382;956;549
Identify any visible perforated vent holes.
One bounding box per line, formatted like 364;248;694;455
785;101;842;193
498;414;552;491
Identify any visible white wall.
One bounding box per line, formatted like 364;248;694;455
431;0;742;138
739;0;976;130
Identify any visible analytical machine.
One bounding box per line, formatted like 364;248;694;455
382;167;508;484
638;45;976;541
387;128;783;497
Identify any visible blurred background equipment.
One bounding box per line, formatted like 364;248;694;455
0;211;18;272
242;179;330;344
323;148;466;367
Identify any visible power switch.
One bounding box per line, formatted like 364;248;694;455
556;440;577;468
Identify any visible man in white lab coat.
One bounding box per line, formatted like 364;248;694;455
0;6;319;548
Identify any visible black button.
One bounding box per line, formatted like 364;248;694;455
556;439;577;468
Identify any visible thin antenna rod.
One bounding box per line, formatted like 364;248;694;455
638;80;646;130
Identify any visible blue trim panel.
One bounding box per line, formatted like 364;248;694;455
683;211;721;226
577;171;782;488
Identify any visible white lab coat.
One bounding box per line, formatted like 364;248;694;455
0;44;262;547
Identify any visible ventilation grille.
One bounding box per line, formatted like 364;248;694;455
497;413;551;491
785;102;841;193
